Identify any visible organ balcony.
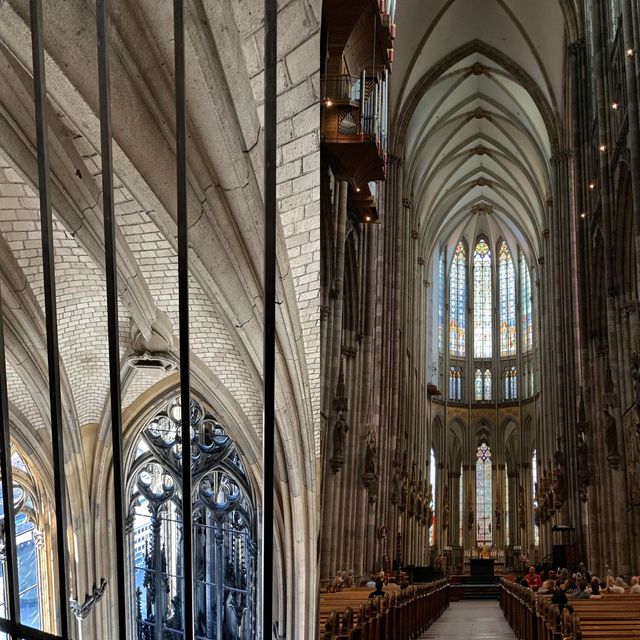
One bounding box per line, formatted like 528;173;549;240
322;73;387;187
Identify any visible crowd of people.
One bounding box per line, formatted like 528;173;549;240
517;562;640;607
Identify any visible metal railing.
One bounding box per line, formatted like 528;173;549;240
0;1;278;638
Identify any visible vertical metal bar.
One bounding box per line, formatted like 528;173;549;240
173;2;193;638
29;1;71;636
95;2;127;638
0;284;21;634
263;0;277;637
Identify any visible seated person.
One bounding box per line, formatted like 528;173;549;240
523;565;542;589
605;575;626;593
538;579;554;594
365;576;377;589
369;579;385;598
630;576;640;594
590;578;603;599
571;580;590;600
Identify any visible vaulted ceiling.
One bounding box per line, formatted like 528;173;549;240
391;0;578;263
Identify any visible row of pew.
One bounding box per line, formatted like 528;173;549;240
500;578;640;639
320;579;449;639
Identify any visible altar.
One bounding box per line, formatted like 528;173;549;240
469;558;494;577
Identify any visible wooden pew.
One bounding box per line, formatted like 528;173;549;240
319;579;449;639
501;579;640;640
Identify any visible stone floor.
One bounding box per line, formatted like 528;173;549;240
419;601;516;639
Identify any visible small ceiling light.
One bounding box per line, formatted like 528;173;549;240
599;144;607;152
364;215;371;222
627;48;636;57
325;99;333;107
612;102;619;110
355;187;360;192
589;182;595;189
580;212;587;219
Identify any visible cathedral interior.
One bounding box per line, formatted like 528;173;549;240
1;0;640;639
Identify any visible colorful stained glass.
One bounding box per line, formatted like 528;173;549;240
476;443;492;546
511;366;518;399
439;250;445;353
499;242;517;356
473;239;492;358
484;369;492;401
475;369;483;401
520;253;532;353
449;243;466;357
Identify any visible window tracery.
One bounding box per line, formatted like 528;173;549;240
473;239;492;359
499;242;516;357
449;243;466;357
476;444;492;547
130;396;255;640
0;449;43;631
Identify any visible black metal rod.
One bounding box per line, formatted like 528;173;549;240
95;2;127;638
0;284;21;631
0;617;63;640
173;2;193;638
29;1;71;636
262;0;277;636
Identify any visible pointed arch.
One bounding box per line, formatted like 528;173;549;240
473;237;493;358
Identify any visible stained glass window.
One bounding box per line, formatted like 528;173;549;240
449;243;466;357
532;450;539;546
131;396;255;640
450;366;463;401
475;369;483;401
499;242;517;357
510;366;518;399
484;369;492;401
473;239;492;358
0;450;43;631
520;253;532;353
476;443;492;546
438;250;445;353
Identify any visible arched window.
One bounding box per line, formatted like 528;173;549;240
483;369;492;401
0;450;44;631
449;242;466;357
504;367;518;400
475;369;491;401
532;449;539;547
476;443;492;546
438;249;445;353
474;369;483;401
449;366;463;402
429;449;436;546
499;241;516;357
520;253;532;353
130;396;255;640
473;239;492;358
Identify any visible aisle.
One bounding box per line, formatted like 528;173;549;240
419;600;516;639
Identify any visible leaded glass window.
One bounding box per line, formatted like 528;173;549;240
474;369;483;401
0;450;43;631
499;242;516;357
520;253;532;353
449;366;463;401
476;443;492;546
130;396;255;640
438;250;445;353
504;367;518;400
483;369;491;401
449;243;466;357
473;239;492;358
